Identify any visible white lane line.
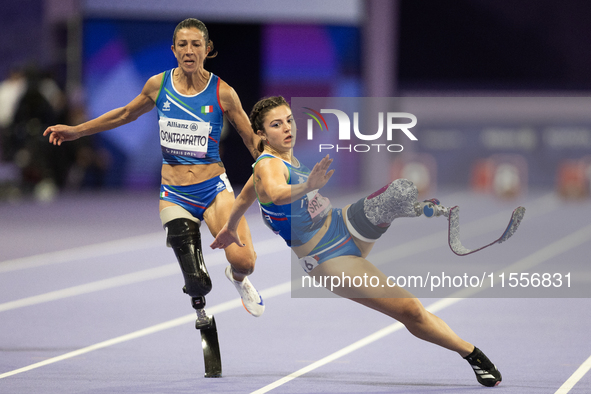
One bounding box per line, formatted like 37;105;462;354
251;221;591;394
0;238;284;312
250;297;460;394
554;353;591;394
446;222;591;299
0;264;179;313
495;222;591;278
0;233;164;273
0;281;292;380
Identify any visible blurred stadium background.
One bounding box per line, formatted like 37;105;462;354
1;0;591;202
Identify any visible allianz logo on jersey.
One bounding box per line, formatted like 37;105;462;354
166;120;199;132
303;107;418;153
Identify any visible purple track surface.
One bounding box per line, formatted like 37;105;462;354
1;189;590;393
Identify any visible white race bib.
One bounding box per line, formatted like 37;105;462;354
305;190;332;226
299;255;319;273
159;118;211;158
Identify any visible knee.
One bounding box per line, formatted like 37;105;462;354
397;298;428;325
228;251;256;276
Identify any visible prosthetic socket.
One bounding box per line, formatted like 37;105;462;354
346;179;447;243
165;218;212;299
165;218;214;329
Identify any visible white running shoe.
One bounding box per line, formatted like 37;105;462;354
225;266;265;317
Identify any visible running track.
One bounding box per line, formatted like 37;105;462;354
1;188;590;393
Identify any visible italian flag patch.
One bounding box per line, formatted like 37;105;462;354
201;105;213;114
160;191;169;198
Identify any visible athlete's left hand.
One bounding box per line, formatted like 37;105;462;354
306;155;335;191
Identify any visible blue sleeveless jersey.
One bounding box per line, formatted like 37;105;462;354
254;154;332;247
155;69;223;165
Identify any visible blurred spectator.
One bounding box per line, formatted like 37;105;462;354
61;85;111;191
11;66;63;200
0;65;106;202
0;67;27;161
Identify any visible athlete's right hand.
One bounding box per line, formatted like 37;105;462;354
210;224;244;249
43;125;80;145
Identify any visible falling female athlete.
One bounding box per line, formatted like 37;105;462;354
211;96;502;387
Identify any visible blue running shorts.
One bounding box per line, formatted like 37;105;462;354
160;173;232;221
299;208;363;273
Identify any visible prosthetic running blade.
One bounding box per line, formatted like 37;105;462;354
447;206;526;256
200;316;222;378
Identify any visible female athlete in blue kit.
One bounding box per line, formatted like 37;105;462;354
211;96;502;387
44;18;264;318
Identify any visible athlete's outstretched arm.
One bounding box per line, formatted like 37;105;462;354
218;80;261;159
43;74;162;145
257;155;335;206
210;175;257;249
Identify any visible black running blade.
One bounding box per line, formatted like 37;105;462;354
200;316;222;378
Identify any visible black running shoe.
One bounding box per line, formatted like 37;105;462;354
464;347;502;387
